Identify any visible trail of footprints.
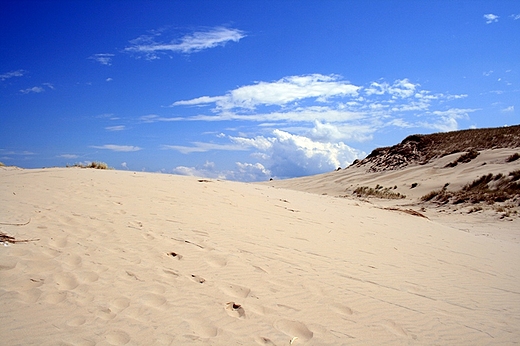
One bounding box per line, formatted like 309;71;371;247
163;235;321;344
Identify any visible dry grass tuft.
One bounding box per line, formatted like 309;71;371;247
421;170;520;207
353;185;406;199
69;161;111;169
506;152;520;162
444;149;480;168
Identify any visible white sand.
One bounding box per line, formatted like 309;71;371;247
1;163;519;345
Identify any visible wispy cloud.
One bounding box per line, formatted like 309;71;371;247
172;74;360;110
511;14;520;20
139;114;183;123
91;144;142;152
161;142;248;154
0;69;26;81
88;53;115;65
58;154;79;159
105;125;126;131
170;74;470;132
20;86;45;94
484;13;499;24
19;83;54;94
125;26;246;59
502;106;514;112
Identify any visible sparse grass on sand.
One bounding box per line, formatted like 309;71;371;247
506;152;520;163
444;149;480;168
421;170;520;217
69;162;111;170
353;185;406;199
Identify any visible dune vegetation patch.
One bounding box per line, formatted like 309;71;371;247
352;185;406;199
68;162;111;170
506;152;520;163
444;149;480;168
421;170;520;217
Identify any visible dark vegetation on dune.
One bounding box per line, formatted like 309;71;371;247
421;170;520;217
350;125;520;173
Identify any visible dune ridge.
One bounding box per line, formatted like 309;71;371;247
1;166;519;345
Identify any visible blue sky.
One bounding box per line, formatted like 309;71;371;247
1;1;519;181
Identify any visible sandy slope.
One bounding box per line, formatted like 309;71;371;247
266;148;520;243
1;167;519;345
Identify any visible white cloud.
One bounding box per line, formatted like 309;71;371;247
172;74;361;110
365;79;418;98
502;106;514;112
106;78;113;82
164;73;479;178
418;108;479;132
91;144;142;152
58;154;79;159
161;142;248;154
139;114;183;123
105;125;126;131
484;14;499;24
172;161;270;182
20;86;45;94
125;27;245;59
510;14;520;20
0;69;26;81
228;128;364;178
88;53;115;65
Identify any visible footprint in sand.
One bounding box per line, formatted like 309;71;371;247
205;255;227;268
274;319;313;342
189;320;219;338
167;251;183;260
218;283;251;298
105;330;131;345
381;319;408;337
140;293;167;307
66;316;86;327
191;274;206;284
95;307;116;320
225;301;246;319
330;303;354;316
111;297;130;312
54;272;79;290
255;336;276;345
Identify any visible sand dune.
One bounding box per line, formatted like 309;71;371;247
1;166;519;345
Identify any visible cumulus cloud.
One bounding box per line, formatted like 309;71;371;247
227;127;365;178
0;69;26;81
125;26;245;59
91;144;142;152
172;161;271;182
88;53;115;65
502;106;514;112
162;74;476;179
484;14;499;24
